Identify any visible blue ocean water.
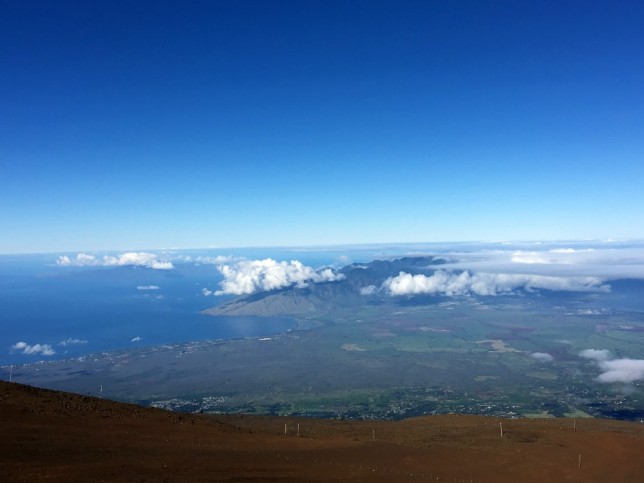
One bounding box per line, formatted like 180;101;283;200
0;248;359;366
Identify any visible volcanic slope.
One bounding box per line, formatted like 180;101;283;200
1;381;644;482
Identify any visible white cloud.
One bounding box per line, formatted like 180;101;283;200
531;352;554;363
596;359;644;383
56;255;71;265
215;258;345;295
10;341;55;356
579;349;644;383
77;253;97;264
57;252;173;270
383;270;608;297
201;288;213;296
137;285;160;290
58;338;88;346
579;349;613;361
512;248;598;265
130;336;143;342
360;285;378;295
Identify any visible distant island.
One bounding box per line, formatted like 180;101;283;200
204;256;447;317
11;256;644;422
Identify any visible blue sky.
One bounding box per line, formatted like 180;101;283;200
2;1;643;253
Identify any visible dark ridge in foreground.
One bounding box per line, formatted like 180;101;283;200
1;381;643;482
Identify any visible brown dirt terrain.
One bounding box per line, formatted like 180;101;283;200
1;381;643;482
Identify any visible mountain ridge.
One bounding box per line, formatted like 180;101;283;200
204;256;446;317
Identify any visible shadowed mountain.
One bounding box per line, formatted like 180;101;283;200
204;256;445;316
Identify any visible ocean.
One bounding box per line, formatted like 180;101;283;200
0;248;347;366
0;246;397;366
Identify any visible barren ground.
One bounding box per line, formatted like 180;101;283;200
1;381;643;482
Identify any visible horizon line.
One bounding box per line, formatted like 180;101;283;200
1;238;642;257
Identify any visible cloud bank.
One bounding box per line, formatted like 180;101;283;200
440;243;644;280
214;258;345;295
137;285;160;290
580;349;644;383
510;248;596;265
382;270;608;297
10;341;55;356
57;252;173;270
